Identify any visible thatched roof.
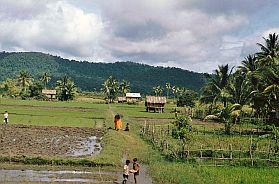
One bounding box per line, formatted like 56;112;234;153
146;96;166;104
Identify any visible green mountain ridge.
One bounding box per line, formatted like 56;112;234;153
0;51;206;94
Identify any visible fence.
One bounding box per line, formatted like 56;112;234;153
141;120;279;167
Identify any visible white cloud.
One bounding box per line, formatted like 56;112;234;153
0;0;278;72
0;1;104;58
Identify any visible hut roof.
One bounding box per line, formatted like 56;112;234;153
42;89;56;95
146;96;166;104
126;93;141;98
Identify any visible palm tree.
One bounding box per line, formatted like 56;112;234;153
17;71;33;92
56;75;77;101
102;76;118;103
65;80;77;100
262;65;279;120
153;86;163;96
201;64;233;107
119;80;130;98
227;70;254;105
172;86;179;101
238;55;259;88
157;86;163;96
257;33;279;66
41;72;51;89
165;82;171;99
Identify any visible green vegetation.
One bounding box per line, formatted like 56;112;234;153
0;52;205;93
1;98;279;183
200;33;279;135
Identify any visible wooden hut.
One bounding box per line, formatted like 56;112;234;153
117;96;127;103
126;93;141;103
145;96;166;113
42;89;56;100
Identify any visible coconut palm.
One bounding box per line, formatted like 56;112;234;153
41;72;51;89
226;71;254;105
201;64;233;107
238;54;259;89
262;65;279;119
165;82;171;99
64;80;77;100
119;80;130;98
257;33;279;66
56;75;77;101
172;86;179;101
17;71;33;92
102;76;118;103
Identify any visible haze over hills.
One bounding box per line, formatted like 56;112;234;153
0;52;206;94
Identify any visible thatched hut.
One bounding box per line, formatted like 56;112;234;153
145;96;166;113
117;97;127;103
118;93;141;103
42;89;56;100
126;93;141;103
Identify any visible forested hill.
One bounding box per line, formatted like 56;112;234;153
0;52;206;94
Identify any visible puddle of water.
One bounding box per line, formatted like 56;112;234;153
0;169;115;183
68;136;102;157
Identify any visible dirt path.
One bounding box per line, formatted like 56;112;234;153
109;105;153;184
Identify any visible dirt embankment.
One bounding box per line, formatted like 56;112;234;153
0;124;104;157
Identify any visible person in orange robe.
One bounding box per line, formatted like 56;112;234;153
114;113;122;130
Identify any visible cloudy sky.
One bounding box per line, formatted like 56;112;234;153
0;0;279;73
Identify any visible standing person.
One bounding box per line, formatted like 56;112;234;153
132;158;140;184
123;160;130;184
114;113;122;131
3;111;8;126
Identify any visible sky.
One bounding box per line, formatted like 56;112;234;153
0;0;279;73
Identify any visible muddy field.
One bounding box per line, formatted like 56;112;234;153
0;124;104;157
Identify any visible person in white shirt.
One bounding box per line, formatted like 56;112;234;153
123;160;130;184
4;111;8;126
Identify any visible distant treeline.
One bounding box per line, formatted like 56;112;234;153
0;52;206;94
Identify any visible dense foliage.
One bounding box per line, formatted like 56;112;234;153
0;52;206;94
201;33;279;127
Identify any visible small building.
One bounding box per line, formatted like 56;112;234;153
145;96;166;113
126;93;141;103
118;96;127;103
42;89;57;100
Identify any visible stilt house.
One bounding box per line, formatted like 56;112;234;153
145;96;167;113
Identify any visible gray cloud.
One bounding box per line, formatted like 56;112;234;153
0;0;279;73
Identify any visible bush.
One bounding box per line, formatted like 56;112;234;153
172;115;193;141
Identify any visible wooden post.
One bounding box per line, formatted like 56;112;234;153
152;122;155;139
268;140;271;160
239;147;241;163
200;145;203;158
203;126;206;135
250;135;253;166
167;125;170;135
229;144;233;160
143;120;147;135
213;145;216;166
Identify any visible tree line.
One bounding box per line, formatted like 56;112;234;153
0;71;77;101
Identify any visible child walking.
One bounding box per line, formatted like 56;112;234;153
123;160;130;184
132;158;140;184
4;111;8;126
